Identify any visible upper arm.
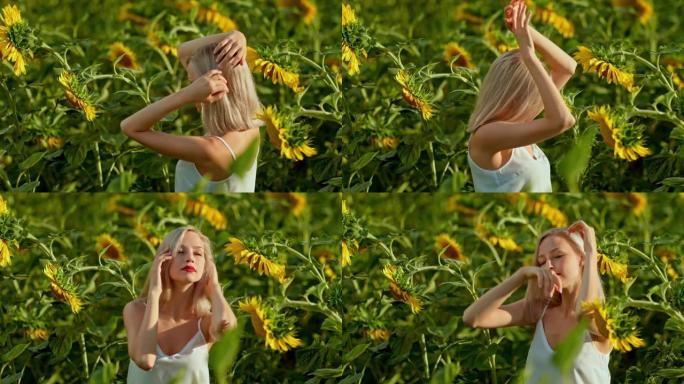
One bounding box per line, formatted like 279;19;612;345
123;301;145;358
551;69;574;91
471;115;574;154
125;130;215;165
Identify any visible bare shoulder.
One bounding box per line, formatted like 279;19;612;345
123;299;146;321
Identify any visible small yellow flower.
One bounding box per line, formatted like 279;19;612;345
475;224;522;252
226;238;287;283
363;328;391;342
266;192;307;217
588;106;652;161
341;3;356;26
185;196;227;230
25;328;50;341
626;193;647;215
0;239;11;267
395;70;434;120
277;0;317;25
0;4;35;76
435;234;465;260
147;29;177;57
109;42;140;70
44;263;83;313
118;3;149;26
177;1;237;32
0;195;8;215
58;70;97;121
523;196;567;227
134;222;160;247
663;58;684;90
247;47;303;93
96;234;126;261
370;136;400;150
597;253;630;283
443;42;474;69
574;46;636;92
37;136;64;150
453;4;483;25
383;265;422;314
341;238;358;267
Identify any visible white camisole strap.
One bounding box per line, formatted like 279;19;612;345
214;136;237;161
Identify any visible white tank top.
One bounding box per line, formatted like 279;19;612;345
468;144;552;192
525;313;611;384
127;318;210;384
175;135;258;193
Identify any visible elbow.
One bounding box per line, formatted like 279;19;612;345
560;114;576;131
120;119;132;137
132;354;156;371
462;307;479;328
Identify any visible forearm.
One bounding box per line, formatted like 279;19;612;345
178;31;238;66
134;297;160;364
121;90;189;135
578;250;601;308
530;27;576;74
209;287;237;339
522;53;573;121
463;269;526;324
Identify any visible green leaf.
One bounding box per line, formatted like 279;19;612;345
552;318;588;376
430;362;461;384
343;343;369;362
209;317;245;384
228;138;259;177
19;151;46;171
557;127;596;192
313;365;347;378
352;152;377;171
339;372;364;384
321;316;342;333
2;343;29;362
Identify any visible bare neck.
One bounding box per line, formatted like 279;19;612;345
160;281;196;321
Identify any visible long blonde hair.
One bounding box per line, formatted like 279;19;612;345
138;225;213;317
467;49;543;133
189;42;261;135
523;227;605;326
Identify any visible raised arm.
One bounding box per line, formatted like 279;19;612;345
203;260;238;341
123;251;172;370
529;27;576;90
178;31;246;70
120;70;228;163
472;3;575;152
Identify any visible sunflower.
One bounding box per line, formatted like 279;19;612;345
581;300;646;352
533;4;574;38
256;106;317;161
314;249;337;280
44;263;83;313
177;1;237;32
518;195;567;227
363;328;391;342
147;29;177;57
443;42;474;69
370;135;400;150
185;196;227;230
341;3;369;76
134;222;160;247
476;224;522;252
325;57;343;85
341;239;358;267
626;193;647;215
118;3;149;26
0;4;35;76
484;25;516;54
446;196;477;216
663;58;684;90
96;234;126;261
435;234;465;260
247;47;303;93
612;0;653;25
277;0;317;25
587;106;651;161
395;69;434;120
226;238;287;283
597;253;630;283
239;296;303;352
383;265;423;314
453;3;483;25
0;239;10;267
109;42;140;70
58;70;97;121
266;192;307;217
574;46;636;92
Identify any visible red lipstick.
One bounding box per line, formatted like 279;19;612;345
182;265;196;272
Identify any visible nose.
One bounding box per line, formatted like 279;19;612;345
545;259;553;269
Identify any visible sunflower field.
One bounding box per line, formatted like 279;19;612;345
1;193;684;383
0;0;342;192
339;0;684;192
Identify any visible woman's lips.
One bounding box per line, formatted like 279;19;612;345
182;266;196;272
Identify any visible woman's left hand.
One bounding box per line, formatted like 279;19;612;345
568;220;597;259
214;31;246;69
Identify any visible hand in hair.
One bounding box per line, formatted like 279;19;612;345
213;30;246;69
200;258;221;294
568;220;597;260
182;69;229;104
149;250;172;299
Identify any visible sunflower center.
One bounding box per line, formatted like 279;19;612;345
8;22;35;52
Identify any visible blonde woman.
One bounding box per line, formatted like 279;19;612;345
462;221;611;383
467;1;577;192
124;226;237;383
121;31;262;192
